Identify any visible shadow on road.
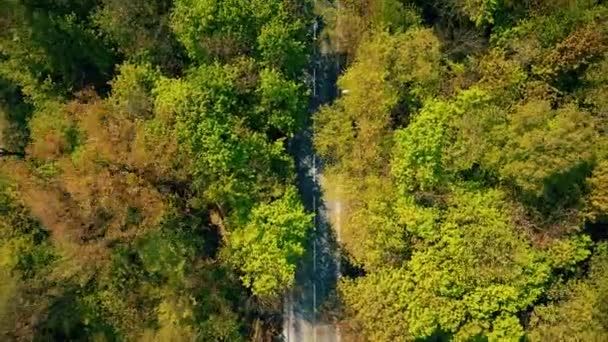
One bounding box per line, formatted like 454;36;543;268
282;50;346;341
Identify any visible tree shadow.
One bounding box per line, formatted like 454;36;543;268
512;161;593;238
33;292;112;342
285;50;345;328
0;78;33;154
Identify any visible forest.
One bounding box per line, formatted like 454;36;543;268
1;0;608;341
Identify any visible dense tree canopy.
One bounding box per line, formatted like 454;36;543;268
316;0;608;340
3;0;608;340
0;0;312;340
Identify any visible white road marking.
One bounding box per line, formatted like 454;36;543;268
283;2;343;340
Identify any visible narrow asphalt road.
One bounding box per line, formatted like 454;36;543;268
283;8;343;342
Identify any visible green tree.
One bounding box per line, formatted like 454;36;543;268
0;0;313;339
152;61;297;216
314;27;442;270
341;187;551;341
228;186;312;297
170;0;310;71
93;0;185;73
321;2;608;341
528;243;608;341
0;0;115;93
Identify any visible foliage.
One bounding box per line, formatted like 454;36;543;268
314;27;442;270
493;101;596;198
457;0;502;26
392;100;453;192
318;1;608;341
3;0;608;340
0;0;116;93
170;0;310;73
318;0;422;59
0;178;55;340
0;78;33;153
587;160;608;222
528;243;608;341
93;0;185;73
229;187;312;297
341;188;551;341
152;60;301;216
0;0;313;339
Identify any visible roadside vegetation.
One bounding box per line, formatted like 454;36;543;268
0;0;313;340
2;0;608;341
316;0;608;340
